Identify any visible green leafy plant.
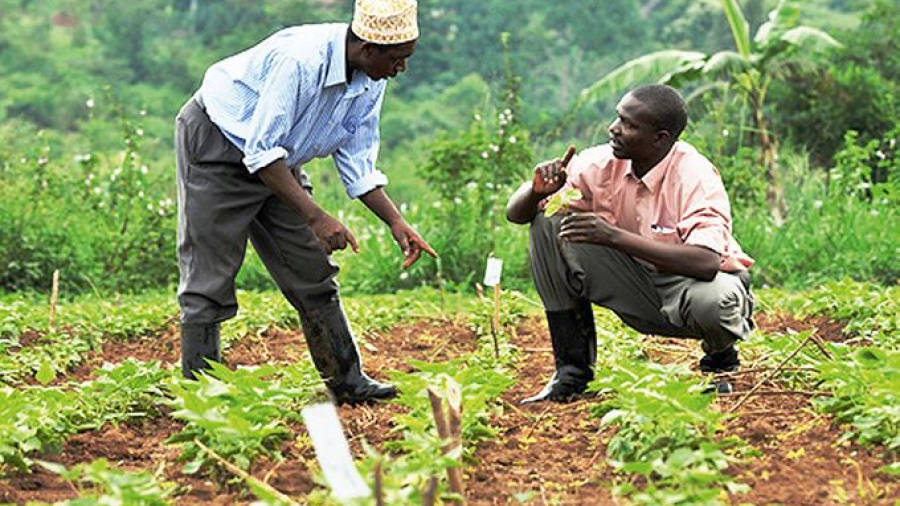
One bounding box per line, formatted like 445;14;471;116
0;386;72;473
543;188;583;217
38;458;175;505
354;361;514;503
0;291;176;384
815;347;900;451
69;359;169;429
589;360;747;504
759;280;898;348
0;359;170;475
166;362;320;474
0;329;100;385
417;33;536;287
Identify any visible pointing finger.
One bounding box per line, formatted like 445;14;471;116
347;229;359;253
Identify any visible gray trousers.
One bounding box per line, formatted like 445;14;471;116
174;97;339;324
529;214;753;354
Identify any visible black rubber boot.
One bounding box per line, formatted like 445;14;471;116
522;300;597;404
299;297;397;405
181;322;221;380
700;345;739;394
699;345;740;373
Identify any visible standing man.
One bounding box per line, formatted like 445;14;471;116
174;0;436;404
507;85;754;403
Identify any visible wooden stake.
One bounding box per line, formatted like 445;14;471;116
49;269;59;330
491;284;501;358
446;381;463;470
422;476;438;506
374;457;384;506
427;383;466;503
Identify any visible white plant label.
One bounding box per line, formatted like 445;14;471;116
301;403;370;500
484;257;503;287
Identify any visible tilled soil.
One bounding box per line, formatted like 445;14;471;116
1;311;897;505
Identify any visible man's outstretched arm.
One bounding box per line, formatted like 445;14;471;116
359;187;437;269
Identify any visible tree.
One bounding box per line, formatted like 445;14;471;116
574;0;840;224
770;0;899;167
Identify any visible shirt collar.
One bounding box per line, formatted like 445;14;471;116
324;25;373;98
625;143;678;194
324;26;349;88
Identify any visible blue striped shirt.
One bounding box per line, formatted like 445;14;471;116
199;23;388;199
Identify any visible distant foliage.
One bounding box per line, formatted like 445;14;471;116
0;0;894;295
420;34;535;285
0;93;176;293
770;1;900;166
737;132;898;287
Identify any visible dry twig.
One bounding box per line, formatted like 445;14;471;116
194;439;299;506
727;332;821;413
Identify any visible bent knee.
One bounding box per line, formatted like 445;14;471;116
690;276;747;327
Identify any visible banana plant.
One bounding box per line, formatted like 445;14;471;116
575;0;841;225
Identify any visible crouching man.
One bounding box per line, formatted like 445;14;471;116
506;85;754;403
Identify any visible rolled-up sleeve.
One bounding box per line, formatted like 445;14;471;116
677;177;732;255
242;53;310;172
333;91;388;198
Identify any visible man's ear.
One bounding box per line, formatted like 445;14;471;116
655;129;672;145
360;42;378;57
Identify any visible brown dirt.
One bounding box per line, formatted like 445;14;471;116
1;310;897;505
466;318;617;505
755;312;858;344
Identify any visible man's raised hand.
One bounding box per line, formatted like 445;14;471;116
532;145;576;197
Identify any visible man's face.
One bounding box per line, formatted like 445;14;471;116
607;93;661;161
363;39;417;80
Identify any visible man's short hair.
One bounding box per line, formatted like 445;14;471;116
629;84;688;139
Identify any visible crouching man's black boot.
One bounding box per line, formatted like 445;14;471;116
522;300;597;404
699;344;740;394
699;345;740;373
180;322;221;380
299;297;397;405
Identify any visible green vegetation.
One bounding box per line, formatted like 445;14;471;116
0;0;896;295
0;284;896;503
38;458;176;506
0;1;897;501
167;362;320;474
590;361;747;504
0;359;168;473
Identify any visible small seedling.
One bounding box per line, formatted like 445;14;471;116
543;146;580;216
544;188;583;217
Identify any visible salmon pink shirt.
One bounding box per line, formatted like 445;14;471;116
558;141;754;272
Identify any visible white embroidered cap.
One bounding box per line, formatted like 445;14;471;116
351;0;419;45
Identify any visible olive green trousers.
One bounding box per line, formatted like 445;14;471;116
529;213;753;354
